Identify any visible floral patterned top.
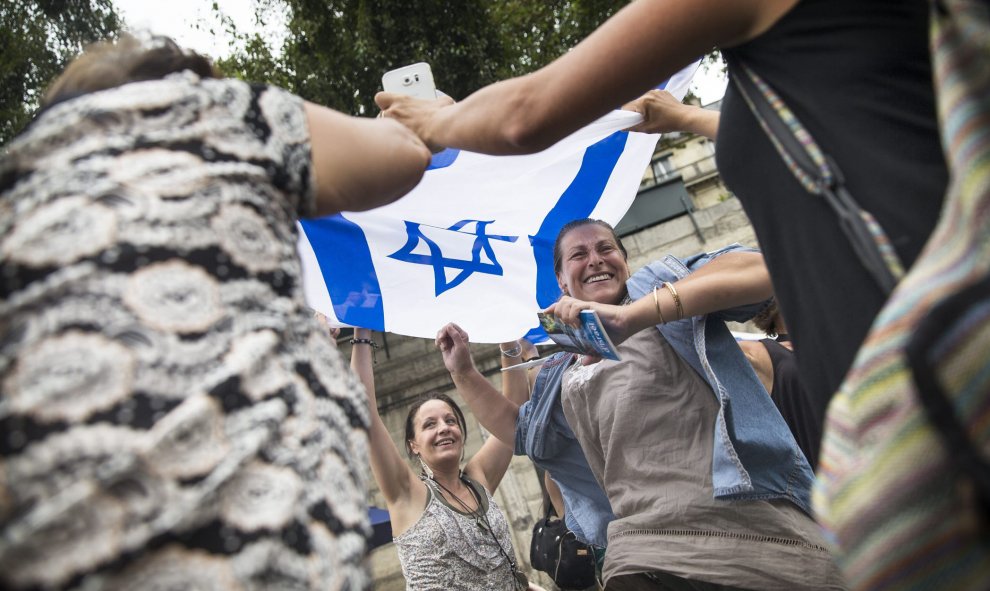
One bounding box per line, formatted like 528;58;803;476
0;72;371;590
393;476;519;590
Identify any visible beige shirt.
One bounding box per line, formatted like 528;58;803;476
561;328;845;590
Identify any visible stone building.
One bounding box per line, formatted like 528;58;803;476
351;101;763;590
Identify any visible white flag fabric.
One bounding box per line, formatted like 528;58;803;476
298;64;698;343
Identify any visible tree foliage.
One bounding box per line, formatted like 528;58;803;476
218;0;632;115
0;0;717;144
1;0;121;145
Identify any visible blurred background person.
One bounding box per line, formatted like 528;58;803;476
0;34;430;590
739;299;822;467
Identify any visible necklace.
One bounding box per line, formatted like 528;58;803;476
427;475;529;590
432;477;487;531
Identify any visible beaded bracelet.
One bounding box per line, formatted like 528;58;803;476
350;338;379;363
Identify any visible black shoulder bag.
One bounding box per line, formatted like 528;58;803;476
529;506;597;590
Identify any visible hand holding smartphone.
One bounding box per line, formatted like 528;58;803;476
382;63;438;100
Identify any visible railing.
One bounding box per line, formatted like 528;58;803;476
678;154;718;184
639;153;718;192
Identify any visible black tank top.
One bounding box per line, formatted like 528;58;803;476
718;0;948;430
761;338;822;468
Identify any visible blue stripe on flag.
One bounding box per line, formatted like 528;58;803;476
299;215;386;330
531;131;630;308
427;148;460;170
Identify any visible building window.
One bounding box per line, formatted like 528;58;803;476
651;154;677;183
641;153;682;190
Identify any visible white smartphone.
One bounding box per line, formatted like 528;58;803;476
382;62;437;100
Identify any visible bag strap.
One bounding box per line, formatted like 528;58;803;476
728;58;905;295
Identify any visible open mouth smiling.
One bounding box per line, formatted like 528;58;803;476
584;273;613;284
435;438;455;447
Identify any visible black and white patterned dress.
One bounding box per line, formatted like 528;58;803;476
0;72;371;590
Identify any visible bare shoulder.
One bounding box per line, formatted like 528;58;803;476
738;339;771;370
463;459;492;493
387;478;431;537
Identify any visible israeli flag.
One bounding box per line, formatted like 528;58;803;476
298;64;698;342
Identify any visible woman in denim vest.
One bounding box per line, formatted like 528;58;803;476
437;219;844;590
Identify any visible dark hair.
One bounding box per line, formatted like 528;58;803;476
44;34;218;108
753;298;782;337
403;392;468;458
552;218;628;276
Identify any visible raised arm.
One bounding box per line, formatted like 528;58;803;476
349;327;423;510
548;251;772;347
376;0;796;154
435;323;521;447
465;337;537;491
304;103;432;217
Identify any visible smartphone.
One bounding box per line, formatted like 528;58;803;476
382;62;437;100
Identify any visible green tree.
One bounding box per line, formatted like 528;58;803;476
217;0;632;116
0;0;121;145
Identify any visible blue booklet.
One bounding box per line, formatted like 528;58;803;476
537;309;621;361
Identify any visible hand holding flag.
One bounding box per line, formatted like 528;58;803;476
298;63;701;343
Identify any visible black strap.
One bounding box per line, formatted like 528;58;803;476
727;56;903;295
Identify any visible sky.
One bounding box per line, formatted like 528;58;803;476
113;0;728;105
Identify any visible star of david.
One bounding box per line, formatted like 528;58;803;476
388;219;519;296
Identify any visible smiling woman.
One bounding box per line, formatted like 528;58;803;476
543;220;843;590
435;218;845;590
553;219;631;305
343;326;543;591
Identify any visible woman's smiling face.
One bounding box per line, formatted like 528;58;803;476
408;399;463;467
556;223;630;305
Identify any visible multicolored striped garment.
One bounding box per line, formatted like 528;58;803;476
815;1;990;589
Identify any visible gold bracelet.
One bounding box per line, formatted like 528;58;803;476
652;285;665;325
663;281;683;320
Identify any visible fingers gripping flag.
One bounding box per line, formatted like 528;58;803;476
298;64;699;342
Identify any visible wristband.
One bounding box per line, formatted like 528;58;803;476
350;338;379;363
500;344;522;358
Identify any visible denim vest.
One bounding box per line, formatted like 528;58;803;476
626;244;815;514
515;244;816;550
515;351;615;548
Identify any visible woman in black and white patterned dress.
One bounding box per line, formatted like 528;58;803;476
0;34;430;590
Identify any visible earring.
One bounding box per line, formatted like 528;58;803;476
418;455;434;480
